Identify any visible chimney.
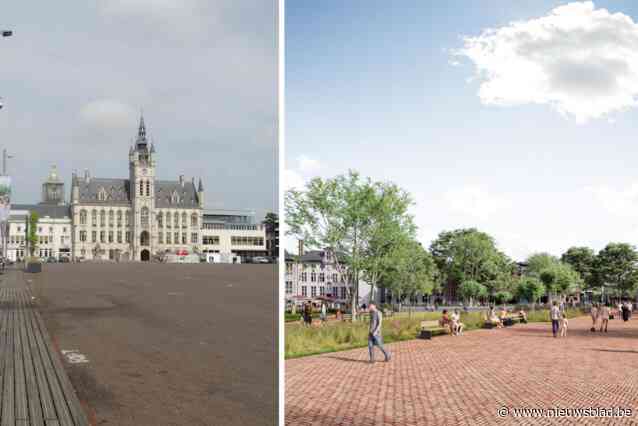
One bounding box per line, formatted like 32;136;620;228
84;169;90;183
298;239;304;257
179;174;184;186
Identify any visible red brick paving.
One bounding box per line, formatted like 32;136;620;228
286;316;638;425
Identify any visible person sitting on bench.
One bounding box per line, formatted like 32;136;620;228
451;309;464;335
439;309;452;333
488;307;503;328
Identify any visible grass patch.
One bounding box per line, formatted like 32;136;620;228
285;308;585;359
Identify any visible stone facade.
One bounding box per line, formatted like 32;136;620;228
70;116;204;261
5;115;268;263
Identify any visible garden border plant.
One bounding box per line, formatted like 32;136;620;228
285;308;585;359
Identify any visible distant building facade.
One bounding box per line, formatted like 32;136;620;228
201;209;266;260
284;248;349;307
6;115;267;263
70;115;203;261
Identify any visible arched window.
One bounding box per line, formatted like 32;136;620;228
125;210;130;227
166;212;171;228
146;181;150;196
181;212;187;228
91;210;97;226
157;212;163;227
100;210;106;227
98;187;107;201
139;180;144;196
108;210;114;227
117;211;122;227
191;213;198;227
173;212;179;228
141;207;149;228
80;210;87;225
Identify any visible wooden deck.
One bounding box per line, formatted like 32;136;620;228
0;270;89;426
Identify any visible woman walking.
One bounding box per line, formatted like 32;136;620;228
590;303;599;331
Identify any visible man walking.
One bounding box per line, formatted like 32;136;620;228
599;303;610;332
551;301;561;338
368;303;390;363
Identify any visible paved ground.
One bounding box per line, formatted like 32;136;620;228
286;316;638;425
27;263;277;426
0;270;89;426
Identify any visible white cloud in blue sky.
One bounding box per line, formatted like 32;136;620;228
285;1;638;260
456;1;638;123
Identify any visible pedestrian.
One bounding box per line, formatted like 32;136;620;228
622;301;629;322
304;302;313;326
591;303;599;330
320;303;327;324
550;301;561;338
368;303;390;363
559;313;569;337
599;304;610;332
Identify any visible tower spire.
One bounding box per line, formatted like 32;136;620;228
137;111;146;140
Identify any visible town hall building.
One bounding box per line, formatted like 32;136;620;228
6;115;268;263
70;115;203;261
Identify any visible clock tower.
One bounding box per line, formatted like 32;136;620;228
129;114;157;261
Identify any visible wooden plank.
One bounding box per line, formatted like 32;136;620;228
45;421;60;426
25;302;58;422
2;308;15;426
29;308;75;426
16;292;30;422
20;289;45;426
0;288;8;419
33;312;89;426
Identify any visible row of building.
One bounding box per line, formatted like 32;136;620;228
6;116;278;263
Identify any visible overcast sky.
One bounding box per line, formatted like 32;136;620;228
286;1;638;260
0;0;277;220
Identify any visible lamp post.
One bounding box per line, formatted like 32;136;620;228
0;30;11;262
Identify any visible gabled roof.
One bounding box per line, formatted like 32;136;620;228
77;178;131;205
76;178;201;208
155;181;199;208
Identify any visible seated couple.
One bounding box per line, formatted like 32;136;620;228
439;309;464;335
486;307;527;327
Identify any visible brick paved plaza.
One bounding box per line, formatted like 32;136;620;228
286;316;638;425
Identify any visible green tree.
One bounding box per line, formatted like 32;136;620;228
515;276;545;308
524;252;582;301
561;246;596;289
430;228;513;298
595;243;638;300
379;239;438;313
458;280;486;306
27;212;39;257
285;170;415;320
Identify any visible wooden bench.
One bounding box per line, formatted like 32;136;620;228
418;320;447;340
341;312;371;322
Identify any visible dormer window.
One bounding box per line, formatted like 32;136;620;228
98;188;107;201
171;191;179;204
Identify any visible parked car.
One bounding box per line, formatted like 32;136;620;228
252;256;270;264
59;256;70;263
46;257;58;263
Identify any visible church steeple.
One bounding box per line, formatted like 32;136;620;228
136;112;148;150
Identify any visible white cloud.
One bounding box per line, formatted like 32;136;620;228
442;186;512;221
284;155;322;190
79;99;137;129
456;1;638;123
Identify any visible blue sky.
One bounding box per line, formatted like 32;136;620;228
285;1;638;260
0;1;276;219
